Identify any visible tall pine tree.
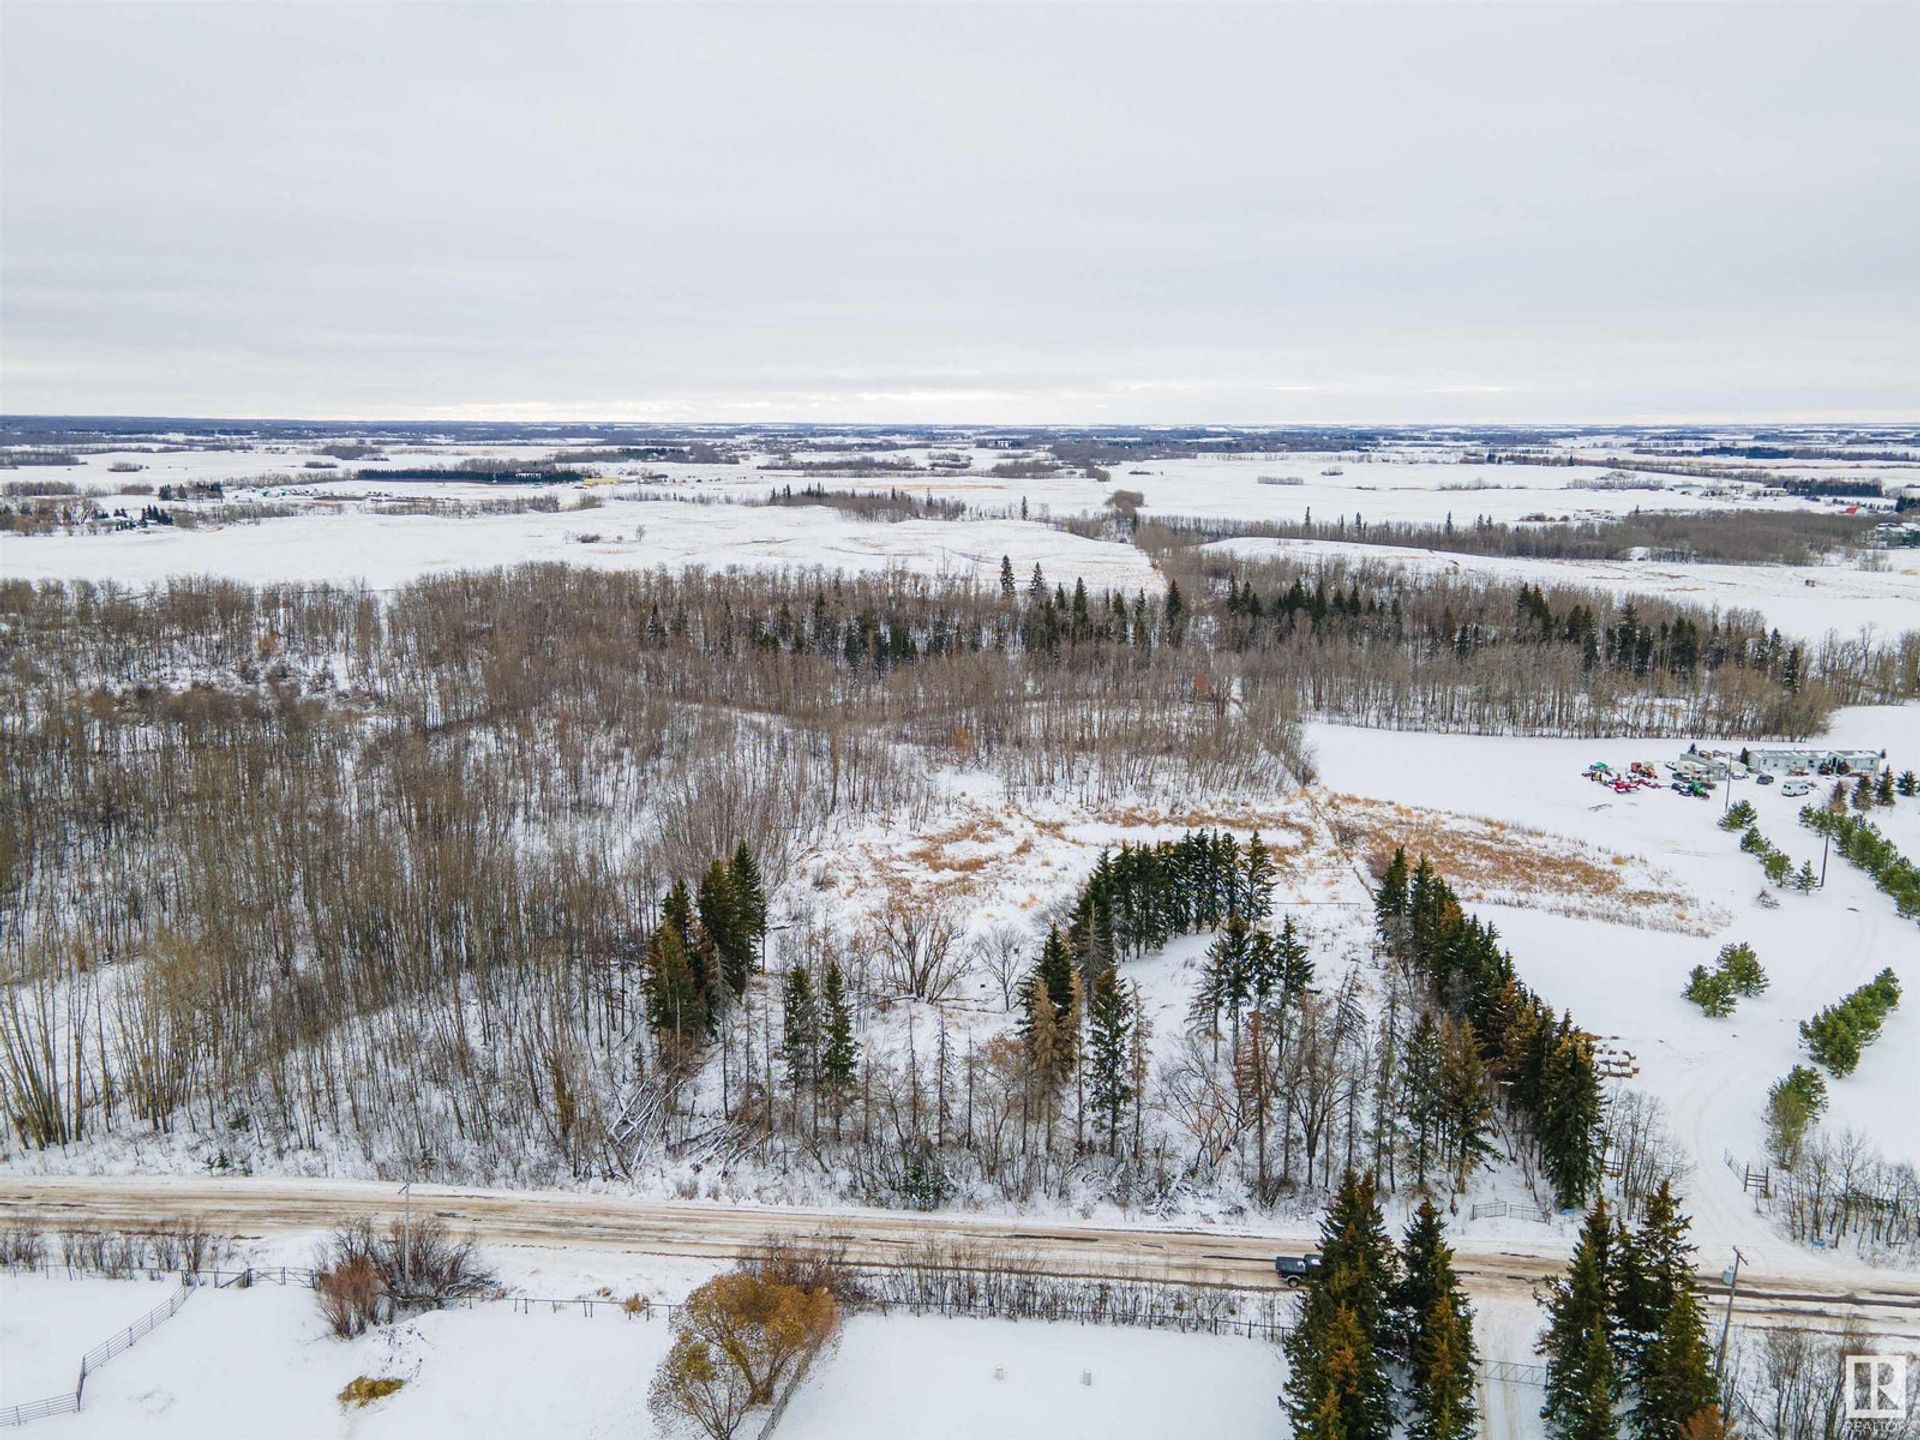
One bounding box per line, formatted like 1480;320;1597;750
1395;1198;1479;1440
1285;1170;1398;1440
1085;969;1134;1155
1539;1199;1621;1440
1617;1183;1715;1440
819;960;858;1137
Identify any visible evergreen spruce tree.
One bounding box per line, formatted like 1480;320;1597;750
1394;1198;1479;1439
1412;1290;1478;1440
1435;1016;1498;1193
1617;1183;1715;1440
1243;832;1276;923
1401;1011;1443;1191
819;960;858;1134
1284;1171;1397;1440
1026;976;1064;1147
1763;1064;1827;1168
730;842;769;947
1247;931;1280;1010
697;858;752;998
643;919;707;1047
780;967;819;1093
662;877;694;939
1375;847;1411;954
1191;912;1253;1054
1539;1200;1621;1440
1275;915;1315;1004
1630;1288;1717;1440
1085;969;1134;1155
1163;578;1186;645
1297;1371;1352;1440
661;878;701;994
999;554;1016;598
1026;925;1076;1026
1539;1021;1603;1208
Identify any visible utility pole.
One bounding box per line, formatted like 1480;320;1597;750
1715;1246;1745;1378
399;1180;413;1292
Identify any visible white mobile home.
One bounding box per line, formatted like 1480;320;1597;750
1740;747;1884;777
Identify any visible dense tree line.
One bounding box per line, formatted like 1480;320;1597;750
1158;539;1919;731
1798;969;1901;1077
1376;850;1604;1208
1141;506;1886;567
1800;806;1920;920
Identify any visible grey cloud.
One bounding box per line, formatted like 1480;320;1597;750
2;2;1916;422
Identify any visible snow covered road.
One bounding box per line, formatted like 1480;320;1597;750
4;1175;1914;1334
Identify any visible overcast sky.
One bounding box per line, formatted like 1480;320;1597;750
3;2;1917;425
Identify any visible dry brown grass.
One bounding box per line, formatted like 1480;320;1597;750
1092;804;1315;844
1322;793;1708;932
905;814;1012;874
339;1377;405;1407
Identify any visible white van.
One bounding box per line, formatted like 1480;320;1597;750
1781;779;1812;798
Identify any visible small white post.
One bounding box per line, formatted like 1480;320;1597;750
400;1181;413;1290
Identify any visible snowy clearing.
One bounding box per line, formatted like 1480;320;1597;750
777;1313;1287;1440
7;1273;673;1440
0;1273;183;1405
0;500;1158;594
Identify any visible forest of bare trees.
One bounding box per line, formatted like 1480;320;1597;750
0;559;1735;1218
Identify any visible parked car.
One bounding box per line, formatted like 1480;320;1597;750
1755;773;1775;786
1781;780;1812;797
1274;1253;1324;1287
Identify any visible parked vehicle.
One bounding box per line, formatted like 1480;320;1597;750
1755;773;1775;786
1274;1253;1324;1287
1781;780;1812;797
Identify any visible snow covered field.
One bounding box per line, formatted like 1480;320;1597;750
3;1274;674;1439
779;1313;1287;1440
0;1270;1295;1440
0;1274;182;1405
13;435;1915;648
0;499;1158;594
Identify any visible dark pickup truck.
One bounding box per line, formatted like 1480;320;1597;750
1274;1253;1324;1287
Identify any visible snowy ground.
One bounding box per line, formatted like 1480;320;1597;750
0;1264;1563;1440
0;498;1158;594
1;1267;1295;1440
14;437;1915;661
778;1313;1286;1440
3;428;1920;1420
38;432;1916;527
5;1274;673;1440
0;1273;183;1405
